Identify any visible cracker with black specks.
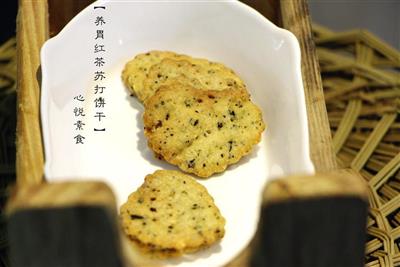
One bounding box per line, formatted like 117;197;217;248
143;83;265;177
141;58;246;103
120;170;225;257
121;51;188;100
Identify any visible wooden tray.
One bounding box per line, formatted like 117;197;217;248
15;0;338;266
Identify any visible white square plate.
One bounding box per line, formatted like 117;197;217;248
40;1;314;266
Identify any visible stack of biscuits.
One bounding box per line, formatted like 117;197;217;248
120;51;265;257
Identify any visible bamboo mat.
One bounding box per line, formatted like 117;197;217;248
0;23;399;266
0;37;16;186
0;37;16;267
313;24;400;267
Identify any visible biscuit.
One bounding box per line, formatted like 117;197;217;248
143;83;265;177
121;51;188;100
120;170;225;256
141;58;246;103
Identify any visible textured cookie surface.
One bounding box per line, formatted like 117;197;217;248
141;58;246;103
143;83;265;177
120;170;225;256
121;51;188;101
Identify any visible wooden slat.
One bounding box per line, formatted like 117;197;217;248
16;0;49;186
280;0;337;172
315;30;400;65
7;182;124;267
48;0;93;37
241;0;282;25
332;99;362;153
351;114;397;171
7;181;116;213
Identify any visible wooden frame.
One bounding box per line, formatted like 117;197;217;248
15;0;337;266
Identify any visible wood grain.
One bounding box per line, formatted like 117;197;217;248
16;0;49;187
280;0;337;172
16;0;93;188
7;181;116;214
263;169;368;203
255;181;367;267
7;182;124;267
48;0;93;37
241;0;282;26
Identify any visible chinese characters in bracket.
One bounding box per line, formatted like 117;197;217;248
93;6;107;133
73;4;107;144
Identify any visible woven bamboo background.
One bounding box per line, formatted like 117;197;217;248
0;37;16;267
313;24;400;267
0;23;399;266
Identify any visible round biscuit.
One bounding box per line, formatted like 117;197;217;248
120;170;225;256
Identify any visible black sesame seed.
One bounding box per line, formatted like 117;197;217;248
155;120;162;128
130;214;144;220
188;159;195;168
